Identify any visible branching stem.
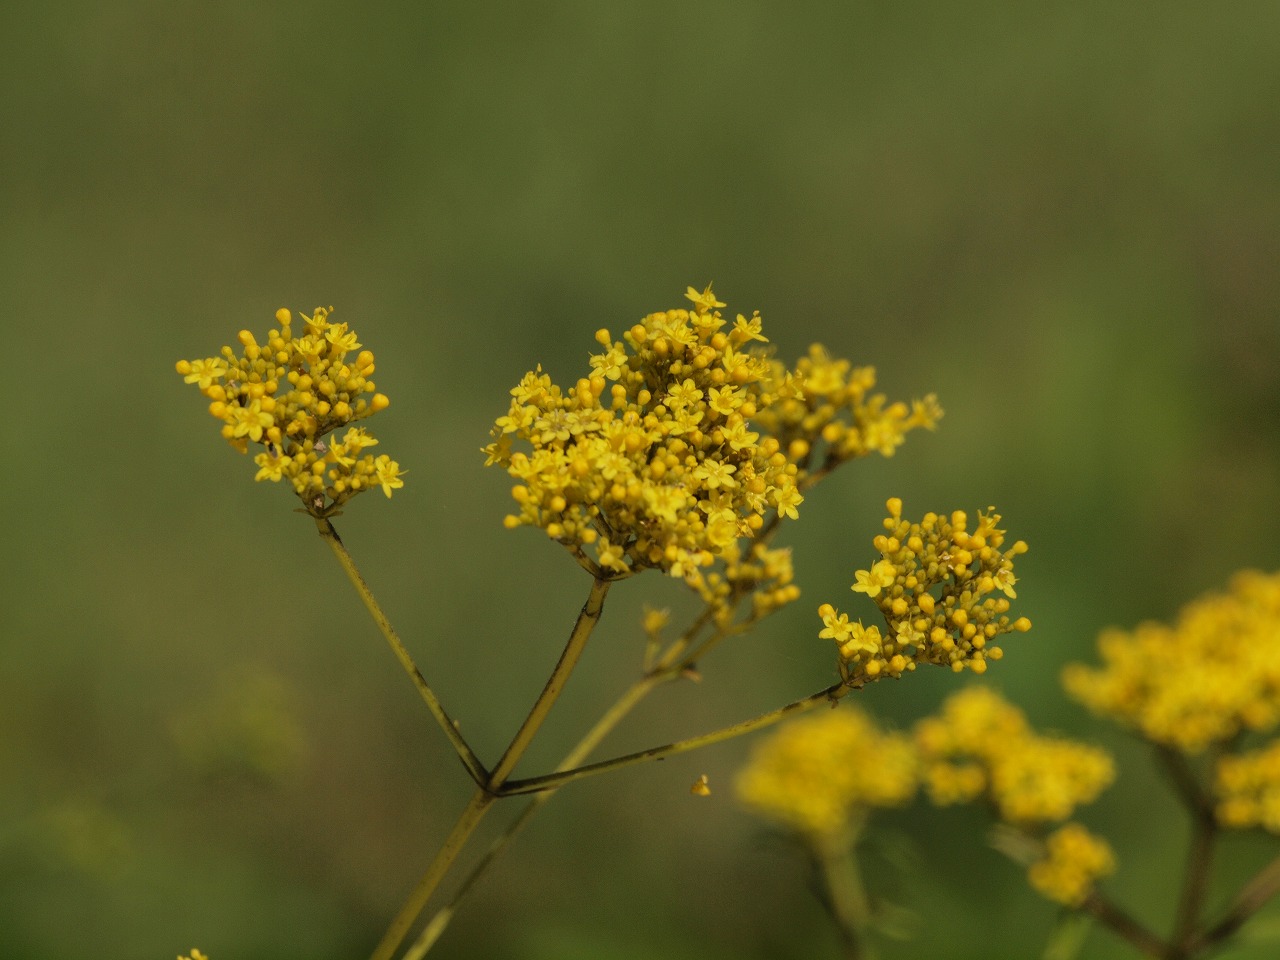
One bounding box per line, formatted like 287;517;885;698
317;518;488;785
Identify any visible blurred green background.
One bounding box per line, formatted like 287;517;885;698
4;1;1280;958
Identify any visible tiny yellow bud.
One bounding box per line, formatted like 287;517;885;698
275;308;291;324
1013;617;1032;633
818;603;836;619
175;359;192;375
918;593;936;615
370;393;391;412
886;497;902;517
865;659;882;678
594;328;611;346
237;329;256;347
503;514;522;529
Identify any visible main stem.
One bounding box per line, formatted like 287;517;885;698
369;576;612;960
317;518;488;786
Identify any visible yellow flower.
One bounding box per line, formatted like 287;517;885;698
736;706;918;844
851;559;896;598
1027;823;1115;906
1064;570;1280;753
825;501;1031;684
685;283;726;312
178;306;402;516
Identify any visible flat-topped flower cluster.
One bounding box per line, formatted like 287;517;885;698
176;307;404;516
1064;570;1280;754
483;286;940;583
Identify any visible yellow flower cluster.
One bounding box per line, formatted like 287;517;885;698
752;344;941;479
693;541;801;629
1063;570;1280;754
483;286;936;581
819;499;1031;685
735;705;917;845
177;307;404;516
1026;823;1116;907
1216;739;1280;832
915;687;1115;823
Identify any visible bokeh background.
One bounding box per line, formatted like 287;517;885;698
5;2;1280;958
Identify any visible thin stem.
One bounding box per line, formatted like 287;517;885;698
815;836;872;960
1156;745;1218;956
499;682;848;796
367;787;495;960
407;676;663;958
489;576;612;783
1078;891;1169;958
372;576;612;960
317;518;488;786
1192;850;1280;954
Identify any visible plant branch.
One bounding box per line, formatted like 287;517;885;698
372;576;612;960
317;518;488;786
1192;850;1280;954
1078;891;1169;958
367;787;495;960
489;576;612;784
498;682;850;796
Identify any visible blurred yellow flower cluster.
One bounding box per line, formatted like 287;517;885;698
176;307;403;516
752;343;941;477
177;951;209;960
1216;739;1280;831
915;687;1116;906
483;286;936;582
1063;570;1280;754
735;705;917;847
1027;822;1116;907
915;687;1114;823
819;499;1031;684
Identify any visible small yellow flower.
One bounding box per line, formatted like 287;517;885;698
684;283;726;312
851;560;896;598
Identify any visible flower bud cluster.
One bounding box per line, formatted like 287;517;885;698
1216;739;1280;832
735;705;918;846
1026;822;1116;907
690;541;801;630
1063;570;1280;754
819;499;1031;685
753;343;941;479
176;307;403;515
914;687;1115;823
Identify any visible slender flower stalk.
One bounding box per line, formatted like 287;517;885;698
498;683;848;796
317;517;488;786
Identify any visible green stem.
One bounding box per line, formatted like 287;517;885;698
1078;891;1169;958
815;835;872;960
489;576;611;783
1157;745;1217;957
317;518;488;786
499;682;848;796
406;676;664;958
1192;850;1280;954
371;576;612;960
367;787;495;960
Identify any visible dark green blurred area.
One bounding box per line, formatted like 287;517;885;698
4;1;1280;957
